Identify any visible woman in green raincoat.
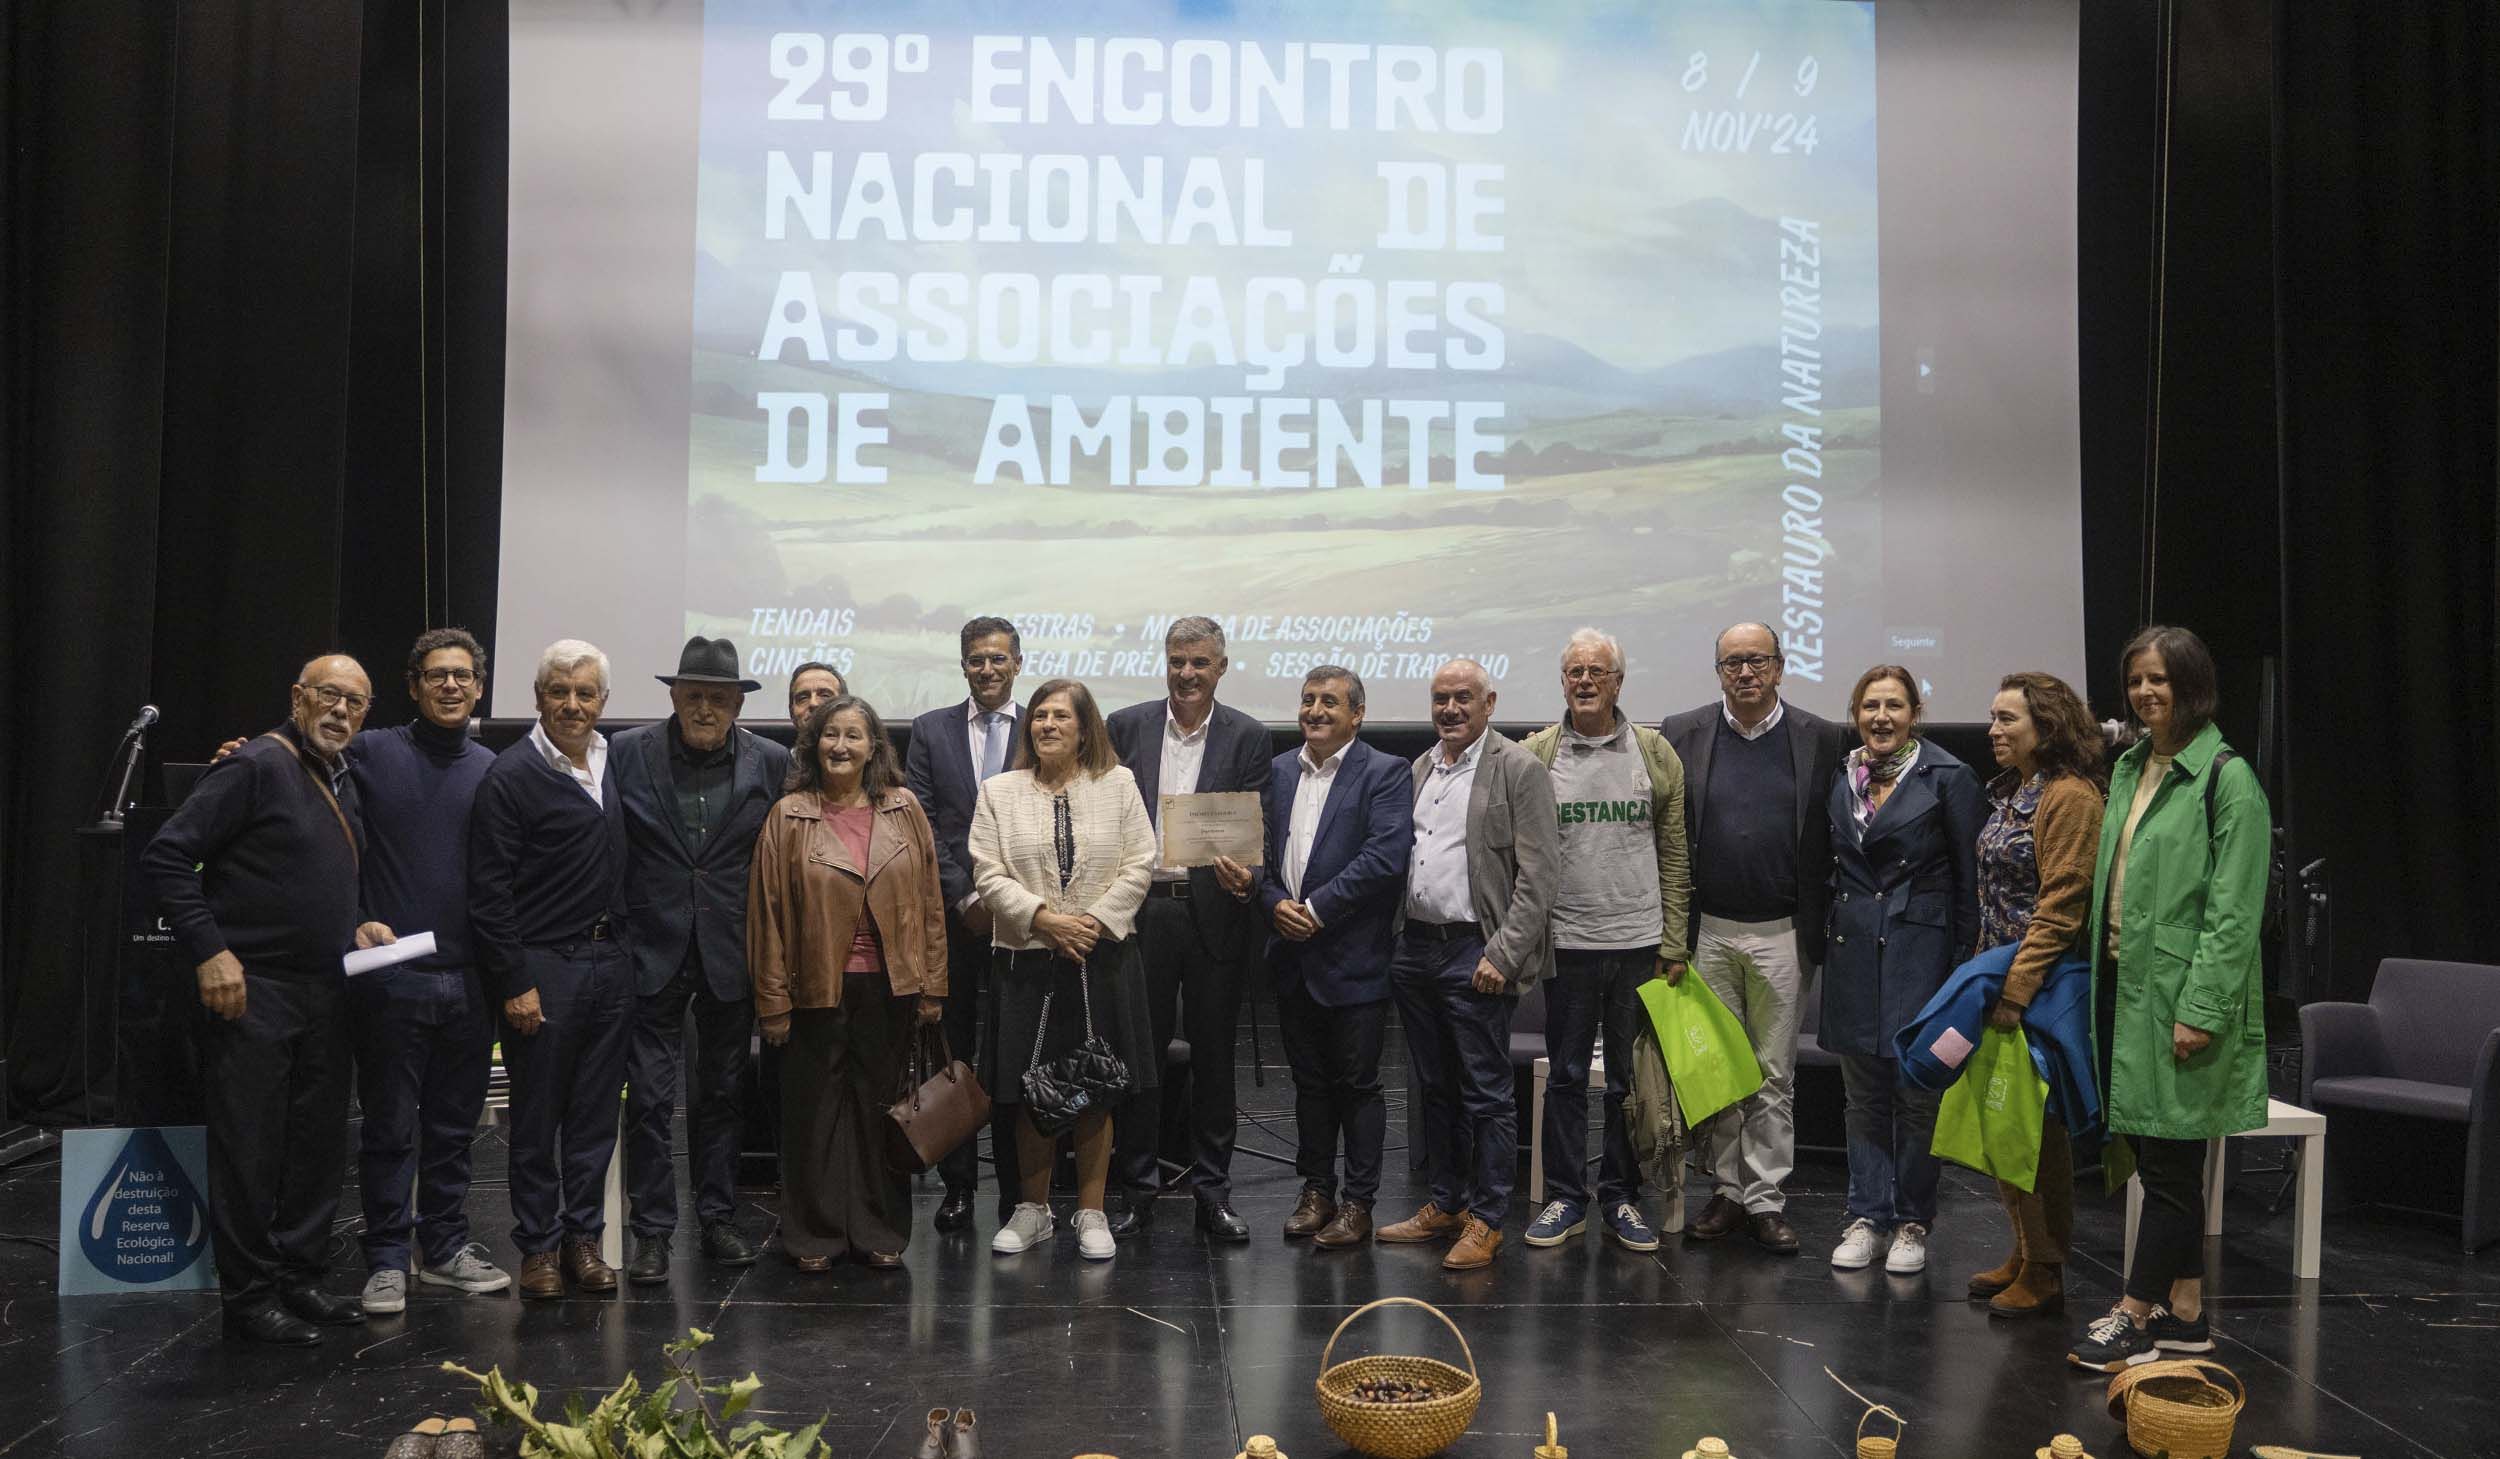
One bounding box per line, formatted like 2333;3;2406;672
2066;625;2271;1373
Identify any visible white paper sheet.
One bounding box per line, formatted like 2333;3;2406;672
343;930;437;977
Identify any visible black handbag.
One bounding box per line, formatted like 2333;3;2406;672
1019;958;1131;1136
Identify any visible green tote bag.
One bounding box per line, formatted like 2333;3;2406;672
1637;975;1765;1127
1930;1026;2050;1192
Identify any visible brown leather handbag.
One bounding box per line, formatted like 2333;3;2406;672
885;1026;990;1174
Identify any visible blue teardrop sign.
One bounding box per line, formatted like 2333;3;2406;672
74;1127;211;1284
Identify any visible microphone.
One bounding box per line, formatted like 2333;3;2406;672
127;704;160;735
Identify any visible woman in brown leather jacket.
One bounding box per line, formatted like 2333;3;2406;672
747;696;947;1271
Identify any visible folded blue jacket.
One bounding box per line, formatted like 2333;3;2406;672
1892;942;2103;1146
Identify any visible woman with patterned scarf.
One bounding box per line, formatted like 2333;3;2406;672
1819;665;1987;1276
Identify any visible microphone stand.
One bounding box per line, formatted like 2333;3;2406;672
89;721;150;832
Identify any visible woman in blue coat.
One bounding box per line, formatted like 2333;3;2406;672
1821;665;1987;1275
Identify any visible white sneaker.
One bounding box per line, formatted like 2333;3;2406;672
1885;1221;1929;1275
1074;1208;1116;1261
992;1202;1055;1255
418;1241;512;1294
360;1266;407;1314
1830;1218;1882;1270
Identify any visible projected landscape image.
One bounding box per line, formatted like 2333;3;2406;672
684;0;1879;720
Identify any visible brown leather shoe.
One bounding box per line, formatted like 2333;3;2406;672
1988;1261;2064;1317
1968;1248;2024;1298
792;1254;831;1273
518;1251;563;1300
563;1236;617;1293
1441;1217;1502;1270
1687;1192;1746;1241
1312;1200;1373;1249
1748;1211;1800;1255
1283;1188;1337;1237
1376;1201;1465;1243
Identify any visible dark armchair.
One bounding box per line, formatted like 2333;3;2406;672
2300;958;2500;1252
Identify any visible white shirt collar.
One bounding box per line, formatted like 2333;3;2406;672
966;697;1019;725
1299;740;1351;776
1721;697;1787;742
528;721;607;791
1432;729;1490;774
1164;700;1211;745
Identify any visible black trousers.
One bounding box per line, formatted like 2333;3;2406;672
502;941;632;1255
623;951;752;1235
1390;929;1519;1226
198;970;351;1307
1273;974;1387;1204
348;964;491;1272
937;908;1021;1216
1538;946;1655;1208
1114;894;1248;1202
781;978;913;1260
2126;1133;2210;1302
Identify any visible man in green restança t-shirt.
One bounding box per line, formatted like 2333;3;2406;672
1517;627;1693;1253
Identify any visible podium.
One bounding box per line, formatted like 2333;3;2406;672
67;811;205;1128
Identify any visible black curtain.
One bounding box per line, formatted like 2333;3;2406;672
2272;4;2500;997
2;1;384;1122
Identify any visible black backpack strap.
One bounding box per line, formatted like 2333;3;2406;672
2204;747;2238;828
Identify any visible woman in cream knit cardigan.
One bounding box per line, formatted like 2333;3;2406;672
969;678;1158;1261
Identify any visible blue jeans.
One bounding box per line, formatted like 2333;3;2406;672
1391;929;1518;1226
349;965;492;1270
1839;1053;1942;1226
1540;946;1655;1208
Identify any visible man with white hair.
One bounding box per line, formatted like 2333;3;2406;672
1518;628;1692;1252
468;639;633;1299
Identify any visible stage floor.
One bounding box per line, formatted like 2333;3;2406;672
2;1053;2492;1459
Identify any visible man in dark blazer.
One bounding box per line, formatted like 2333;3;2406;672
1102;616;1274;1241
612;636;791;1281
903;615;1025;1231
1259;665;1413;1249
1377;660;1559;1270
1658;622;1854;1255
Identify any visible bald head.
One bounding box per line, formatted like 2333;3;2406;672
291;653;373;757
1712;622;1784;726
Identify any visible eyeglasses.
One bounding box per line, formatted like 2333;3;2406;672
962;653;1015;670
418;667;478;687
1715;654;1781;676
299;683;373;714
1561;665;1620;683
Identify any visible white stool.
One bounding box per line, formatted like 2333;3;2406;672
2122;1096;2326;1281
1527;1054;1604;1205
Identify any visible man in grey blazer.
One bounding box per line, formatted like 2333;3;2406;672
1376;660;1559;1269
1657;622;1853;1256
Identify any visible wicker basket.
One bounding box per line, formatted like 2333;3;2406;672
2103;1358;2245;1459
1314;1297;1483;1458
1855;1404;1904;1459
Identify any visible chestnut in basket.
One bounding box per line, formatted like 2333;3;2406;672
1351;1377;1441;1404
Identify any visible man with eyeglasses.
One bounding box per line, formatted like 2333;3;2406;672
468;639;633;1299
144;654;397;1343
1658;622;1853;1255
904;616;1026;1231
787;660;846;731
611;637;790;1283
1517;628;1692;1253
338;628;512;1313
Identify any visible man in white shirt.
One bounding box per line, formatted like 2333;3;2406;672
1103;618;1273;1241
1258;667;1413;1248
905;617;1026;1231
1376;661;1559;1269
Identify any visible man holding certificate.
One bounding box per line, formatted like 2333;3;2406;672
1104;617;1274;1242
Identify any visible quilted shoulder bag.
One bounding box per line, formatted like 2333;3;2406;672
1020;959;1131;1136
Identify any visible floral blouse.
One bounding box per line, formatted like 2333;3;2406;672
1976;769;2047;952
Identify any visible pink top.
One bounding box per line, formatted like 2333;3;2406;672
825;802;885;974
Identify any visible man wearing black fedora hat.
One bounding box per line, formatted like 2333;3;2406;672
611;635;791;1281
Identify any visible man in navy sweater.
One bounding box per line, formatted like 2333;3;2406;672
468;640;633;1299
344;628;509;1314
145;655;395;1344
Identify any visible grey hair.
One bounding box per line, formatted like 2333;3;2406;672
1713;621;1782;660
1435;657;1492;693
1303;664;1365;713
535;638;611;695
1165;615;1227;656
1559;627;1624;674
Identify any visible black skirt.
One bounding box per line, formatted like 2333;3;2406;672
981;936;1160;1104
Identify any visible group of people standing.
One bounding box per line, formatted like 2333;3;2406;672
146;612;2270;1379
